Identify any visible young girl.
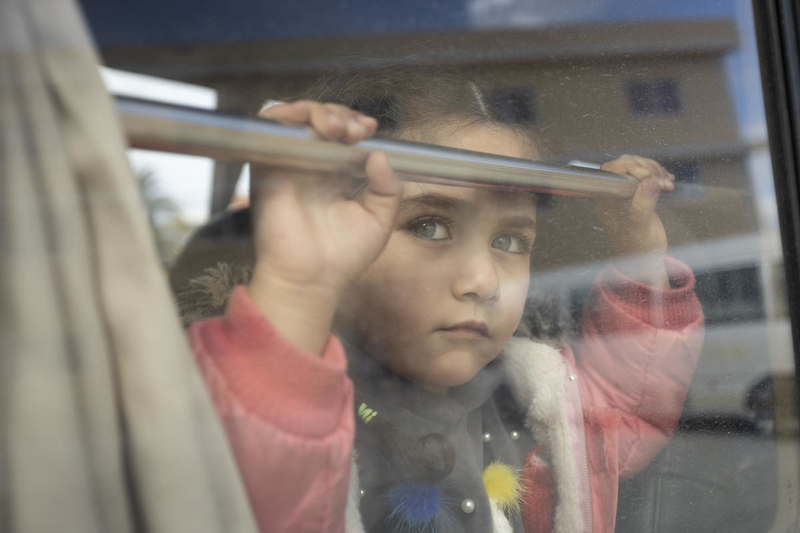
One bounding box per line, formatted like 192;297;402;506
184;69;704;533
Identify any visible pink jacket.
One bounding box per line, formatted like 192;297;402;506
189;258;704;533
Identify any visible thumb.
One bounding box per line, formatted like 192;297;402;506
361;151;403;230
628;177;661;224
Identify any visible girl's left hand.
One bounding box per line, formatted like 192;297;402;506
596;154;675;288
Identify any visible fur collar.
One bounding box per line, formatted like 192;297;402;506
499;337;584;533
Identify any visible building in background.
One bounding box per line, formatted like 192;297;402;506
94;17;750;256
86;2;783;418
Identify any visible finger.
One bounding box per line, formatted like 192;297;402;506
259;100;347;140
323;104;378;144
339;113;369;144
603;155;675;192
646;158;675;191
308;103;348;140
257;100;312;124
631;156;673;189
631;156;661;178
625;164;652;181
652;160;676;190
257;101;348;141
359;115;379;136
320;103;375;126
347;112;379;142
361;152;402;230
659;169;676;192
628;177;661;224
601;154;640;177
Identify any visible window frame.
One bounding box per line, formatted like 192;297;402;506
753;0;800;415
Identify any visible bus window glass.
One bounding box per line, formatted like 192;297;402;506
80;0;799;530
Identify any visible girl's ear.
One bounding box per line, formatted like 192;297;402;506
514;291;569;345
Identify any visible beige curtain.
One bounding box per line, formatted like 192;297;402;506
0;0;258;532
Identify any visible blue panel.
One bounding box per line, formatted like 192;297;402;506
79;0;469;47
78;0;737;48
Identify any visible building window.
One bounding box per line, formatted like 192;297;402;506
627;79;682;115
487;88;538;124
695;266;766;326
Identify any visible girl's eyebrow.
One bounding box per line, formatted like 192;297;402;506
398;193;473;215
399;194;537;229
499;216;537;231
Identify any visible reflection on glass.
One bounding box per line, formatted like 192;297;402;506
79;0;798;531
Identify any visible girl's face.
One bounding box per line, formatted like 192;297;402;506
337;123;537;391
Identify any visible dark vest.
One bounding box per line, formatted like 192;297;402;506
345;342;540;533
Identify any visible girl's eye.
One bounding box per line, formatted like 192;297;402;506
408;217;450;240
492;234;527;254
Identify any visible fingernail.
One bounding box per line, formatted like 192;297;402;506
350;118;366;135
259;100;282;114
360;116;378;130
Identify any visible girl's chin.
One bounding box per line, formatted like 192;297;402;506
414;354;495;390
381;346;501;391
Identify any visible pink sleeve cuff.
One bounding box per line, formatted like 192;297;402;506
598;257;703;330
190;286;351;439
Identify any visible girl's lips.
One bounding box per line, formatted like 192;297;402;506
439;321;491;338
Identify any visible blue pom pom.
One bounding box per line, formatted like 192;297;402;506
385;481;444;530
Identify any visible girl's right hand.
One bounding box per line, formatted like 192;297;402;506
247;101;402;355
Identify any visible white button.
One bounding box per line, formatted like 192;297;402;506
510;430;520;440
568;374;577;381
359;489;365;498
461;498;476;513
482;432;492;442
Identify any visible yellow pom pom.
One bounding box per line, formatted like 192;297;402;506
482;462;522;515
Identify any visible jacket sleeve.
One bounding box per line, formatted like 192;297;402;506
188;286;355;533
571;257;705;477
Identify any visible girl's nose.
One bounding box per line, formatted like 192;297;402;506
452;248;500;303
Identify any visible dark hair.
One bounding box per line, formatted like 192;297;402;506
296;63;548;159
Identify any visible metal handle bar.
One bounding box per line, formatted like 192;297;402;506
117;97;638;198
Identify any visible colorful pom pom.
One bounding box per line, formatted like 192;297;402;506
482;461;522;515
385;481;449;533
